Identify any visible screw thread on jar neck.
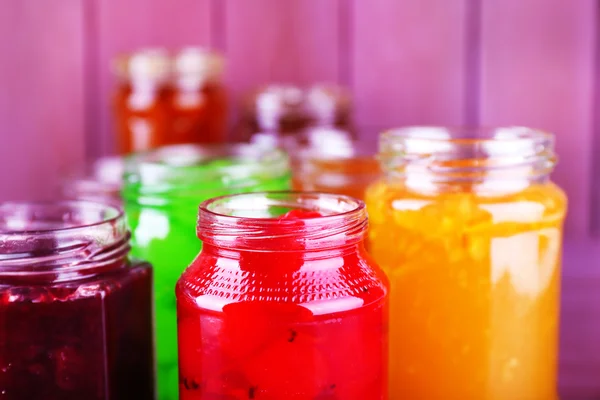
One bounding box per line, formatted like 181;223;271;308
378;126;557;194
0;201;130;283
197;191;368;253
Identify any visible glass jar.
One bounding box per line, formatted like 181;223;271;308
170;47;228;145
112;48;172;154
290;127;381;201
365;127;567;399
177;192;389;399
237;84;310;144
61;156;124;205
0;201;154;399
122;144;291;399
237;84;354;145
305;84;353;133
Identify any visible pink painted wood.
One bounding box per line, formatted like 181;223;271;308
479;0;596;238
351;0;470;134
0;0;86;202
93;0;212;156
224;0;341;102
559;246;600;396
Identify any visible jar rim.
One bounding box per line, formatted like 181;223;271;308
292;128;377;160
123;144;290;203
0;200;123;235
197;191;367;251
0;201;129;280
379;126;557;191
381;125;554;145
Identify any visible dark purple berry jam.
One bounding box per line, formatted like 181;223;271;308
0;262;154;399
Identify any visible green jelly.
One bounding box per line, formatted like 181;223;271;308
122;144;291;400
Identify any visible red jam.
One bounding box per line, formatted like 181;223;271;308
176;193;389;399
279;209;323;219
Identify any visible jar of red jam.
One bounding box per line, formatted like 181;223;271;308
112;48;172;154
176;192;389;399
170;47;228;145
0;201;154;399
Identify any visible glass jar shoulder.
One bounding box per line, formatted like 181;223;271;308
366;179;567;234
176;249;387;316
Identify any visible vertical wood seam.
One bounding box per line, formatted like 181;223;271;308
210;0;226;52
590;0;600;236
464;0;481;127
83;0;100;158
338;0;353;87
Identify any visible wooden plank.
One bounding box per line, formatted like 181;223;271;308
92;0;212;156
351;0;469;135
479;0;596;237
560;272;600;395
224;0;341;100
0;0;86;201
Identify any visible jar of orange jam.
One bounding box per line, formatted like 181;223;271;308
170;47;228;145
290;128;380;201
112;49;172;154
365;127;567;399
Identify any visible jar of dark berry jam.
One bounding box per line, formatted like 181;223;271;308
0;201;154;399
176;192;389;400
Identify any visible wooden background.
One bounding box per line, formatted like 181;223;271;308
1;0;599;396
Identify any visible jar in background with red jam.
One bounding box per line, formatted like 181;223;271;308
176;192;389;400
0;201;154;399
170;47;228;145
113;48;172;154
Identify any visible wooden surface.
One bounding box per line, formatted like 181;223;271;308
225;0;340;95
352;0;469;130
0;0;86;202
560;240;600;398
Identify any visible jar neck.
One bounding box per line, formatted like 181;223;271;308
197;192;368;253
122;144;290;207
200;242;365;264
0;202;130;284
379;126;557;194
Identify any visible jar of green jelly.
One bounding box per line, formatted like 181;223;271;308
122;144;291;400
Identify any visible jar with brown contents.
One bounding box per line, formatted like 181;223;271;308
237;84;354;146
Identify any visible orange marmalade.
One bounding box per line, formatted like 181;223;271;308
365;127;567;400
